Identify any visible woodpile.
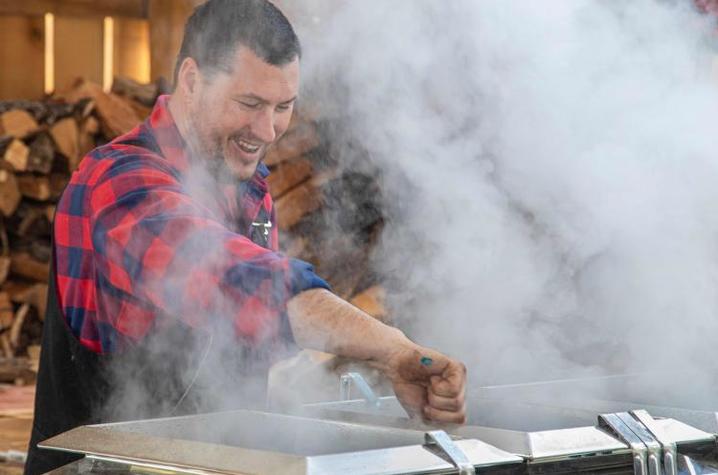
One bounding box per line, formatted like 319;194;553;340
0;77;163;382
0;75;387;382
269;114;387;319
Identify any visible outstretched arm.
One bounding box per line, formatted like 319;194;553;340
287;288;467;424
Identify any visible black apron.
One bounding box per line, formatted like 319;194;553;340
24;135;278;475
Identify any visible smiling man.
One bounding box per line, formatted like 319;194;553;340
25;1;467;474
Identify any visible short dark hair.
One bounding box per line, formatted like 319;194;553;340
173;0;301;87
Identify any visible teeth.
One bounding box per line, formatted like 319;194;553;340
236;138;260;153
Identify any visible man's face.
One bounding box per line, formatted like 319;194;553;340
186;46;299;181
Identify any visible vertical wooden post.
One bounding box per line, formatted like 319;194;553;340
148;0;198;83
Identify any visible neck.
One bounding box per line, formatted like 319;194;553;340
168;93;202;159
168;94;189;141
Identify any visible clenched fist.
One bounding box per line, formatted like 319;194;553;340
383;345;467;424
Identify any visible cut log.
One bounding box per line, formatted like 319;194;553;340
265;122;320;167
315;238;369;299
0;99;89;125
11;284;47;322
26;133;55;174
0;110;38;139
79;99;96;120
82;115;100;135
0;336;11;359
280;234;309;260
9;303;30;350
0;257;11;287
57;79;140;138
0;167;21;217
267;157;313;198
11;203;51;237
350;286;388;322
274;168;338;230
112;76;159;107
10;252;49;282
44;204;56;222
2;139;29;172
274;182;322;230
0;357;33;383
49;117;79;168
0;292;12;330
77;116;99;164
4;281;33;303
30;240;51;263
16;175;51;201
50;173;69;199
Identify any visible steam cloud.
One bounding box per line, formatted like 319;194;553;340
102;0;718;429
279;0;718;388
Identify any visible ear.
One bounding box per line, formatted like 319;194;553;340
176;57;201;96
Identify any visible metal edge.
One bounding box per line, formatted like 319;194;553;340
39;426;309;475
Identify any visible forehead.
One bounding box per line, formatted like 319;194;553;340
214;45;300;102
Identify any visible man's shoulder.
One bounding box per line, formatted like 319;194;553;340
75;124;177;187
92;123;161;162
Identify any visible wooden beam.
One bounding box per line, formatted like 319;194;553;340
0;0;147;19
148;0;199;82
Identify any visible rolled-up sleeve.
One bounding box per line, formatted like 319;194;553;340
88;149;329;346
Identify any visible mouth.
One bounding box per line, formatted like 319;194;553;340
231;137;262;156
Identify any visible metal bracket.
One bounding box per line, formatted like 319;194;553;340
424;430;476;475
599;413;649;475
616;412;663;475
339;372;380;407
600;410;694;475
631;410;677;475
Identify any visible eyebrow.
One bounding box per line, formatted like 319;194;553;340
235;94;297;105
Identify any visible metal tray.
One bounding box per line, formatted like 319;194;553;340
39;410;523;475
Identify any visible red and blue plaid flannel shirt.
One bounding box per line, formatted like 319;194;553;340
54;95;328;353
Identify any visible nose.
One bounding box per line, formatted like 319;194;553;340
250;108;276;144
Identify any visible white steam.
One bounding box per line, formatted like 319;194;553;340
280;0;718;387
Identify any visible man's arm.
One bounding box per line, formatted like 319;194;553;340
288;288;467;424
85;150;324;344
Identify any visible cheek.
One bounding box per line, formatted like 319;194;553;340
274;114;293;138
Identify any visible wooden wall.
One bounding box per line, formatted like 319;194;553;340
0;16;44;100
0;9;151;100
54;15;103;92
0;0;301;101
115;18;150;84
147;0;199;82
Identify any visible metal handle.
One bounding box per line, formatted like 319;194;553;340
339;372;380;407
634;454;647;475
630;410;677;475
598;413;648;475
663;452;676;475
648;453;661;475
425;430;476;475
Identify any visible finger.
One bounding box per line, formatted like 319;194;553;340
431;374;465;398
427;391;464;412
423;404;467;424
432;363;466;397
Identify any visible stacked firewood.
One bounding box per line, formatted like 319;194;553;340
0;77;160;382
0;77;387;382
267;113;387;320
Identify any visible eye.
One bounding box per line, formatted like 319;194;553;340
276;103;292;112
236;100;262;110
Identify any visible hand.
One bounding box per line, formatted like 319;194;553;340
383;344;467;424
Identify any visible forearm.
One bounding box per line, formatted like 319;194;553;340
288;288;468;424
287;288;414;368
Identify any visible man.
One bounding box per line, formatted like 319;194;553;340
25;1;467;473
